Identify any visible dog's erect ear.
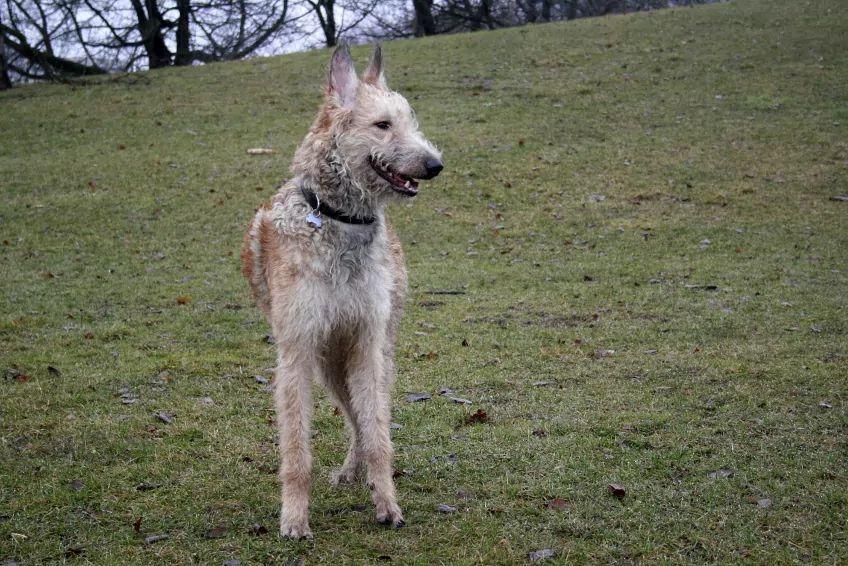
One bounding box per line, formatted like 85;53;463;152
362;44;386;88
328;43;358;108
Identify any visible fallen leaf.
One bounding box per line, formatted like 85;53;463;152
64;546;85;558
532;381;551;387
810;325;822;333
430;453;458;465
465;409;488;425
83;331;95;339
588;194;606;202
175;295;191;305
544;498;569;510
528;548;557;562
594;349;615;359
461;338;470;347
249;523;268;536
133;517;142;533
405;392;431;403
246;148;276;155
144;533;169;544
436;504;457;513
154;411;174;424
456;489;472;500
389;422;403;430
608;483;627;498
5;368;29;382
47;365;61;377
449;397;473;405
829;195;848;202
708;469;734;479
197;396;214;406
204;526;227;539
254;375;269;385
532;428;548;438
818;401;832;409
136;482;161;491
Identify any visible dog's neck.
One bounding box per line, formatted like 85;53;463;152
299;165;383;223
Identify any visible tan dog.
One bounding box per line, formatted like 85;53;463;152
241;44;442;538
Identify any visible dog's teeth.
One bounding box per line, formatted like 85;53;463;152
404;180;411;188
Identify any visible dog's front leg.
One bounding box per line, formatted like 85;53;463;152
347;339;404;528
275;348;315;539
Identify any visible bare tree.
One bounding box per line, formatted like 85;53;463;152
1;1;106;81
0;12;14;88
300;0;381;47
191;0;292;61
412;0;436;35
1;0;293;85
1;0;721;87
305;0;336;46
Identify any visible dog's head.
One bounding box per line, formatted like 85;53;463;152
298;44;442;199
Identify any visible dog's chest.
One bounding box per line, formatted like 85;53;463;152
300;226;393;325
309;226;381;282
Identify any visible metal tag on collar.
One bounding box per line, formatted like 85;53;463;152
306;211;323;228
306;192;323;228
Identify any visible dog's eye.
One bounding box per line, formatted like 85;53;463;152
374;121;391;130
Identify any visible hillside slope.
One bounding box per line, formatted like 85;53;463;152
1;0;846;563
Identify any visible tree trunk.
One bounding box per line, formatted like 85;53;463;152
541;0;553;21
322;0;336;47
479;0;496;29
566;0;578;20
144;0;172;67
412;0;437;36
129;0;172;68
1;22;106;78
174;0;191;66
0;20;12;89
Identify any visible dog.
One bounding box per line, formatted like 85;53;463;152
241;44;443;538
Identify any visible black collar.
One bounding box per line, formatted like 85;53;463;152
300;186;376;225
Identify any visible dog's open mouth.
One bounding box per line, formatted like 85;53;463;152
368;157;420;196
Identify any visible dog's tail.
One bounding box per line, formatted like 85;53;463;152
241;206;273;318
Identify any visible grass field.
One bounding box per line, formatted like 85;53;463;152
1;0;846;562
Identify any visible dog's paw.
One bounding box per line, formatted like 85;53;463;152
279;518;313;540
330;466;360;486
375;502;405;529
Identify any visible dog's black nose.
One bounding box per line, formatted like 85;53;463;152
424;158;443;178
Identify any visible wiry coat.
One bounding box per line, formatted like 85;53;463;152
241;44;441;538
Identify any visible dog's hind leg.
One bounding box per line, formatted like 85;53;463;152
274;347;316;539
346;335;404;528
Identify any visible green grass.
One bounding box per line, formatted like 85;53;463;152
1;0;846;562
